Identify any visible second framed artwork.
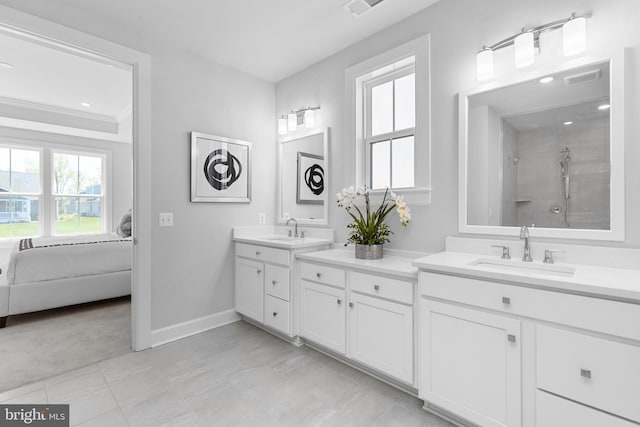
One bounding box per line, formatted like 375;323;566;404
296;152;324;205
191;132;251;203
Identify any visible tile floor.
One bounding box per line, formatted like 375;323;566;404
0;321;454;426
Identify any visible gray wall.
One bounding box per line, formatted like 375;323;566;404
276;0;640;250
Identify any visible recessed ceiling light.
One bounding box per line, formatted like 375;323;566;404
80;102;92;107
0;62;14;69
539;76;554;84
598;104;610;110
563;121;573;126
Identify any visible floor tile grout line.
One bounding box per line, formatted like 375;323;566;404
99;360;131;426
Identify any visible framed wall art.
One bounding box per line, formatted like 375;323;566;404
191;132;251;203
296;152;324;205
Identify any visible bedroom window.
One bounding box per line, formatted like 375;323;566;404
52;152;103;235
0;147;41;239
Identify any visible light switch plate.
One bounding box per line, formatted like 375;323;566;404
159;212;173;227
259;212;266;225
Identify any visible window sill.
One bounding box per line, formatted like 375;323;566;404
366;187;431;206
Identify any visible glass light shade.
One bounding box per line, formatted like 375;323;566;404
514;31;535;68
287;113;297;131
304;109;315;128
476;49;494;81
563;17;586;56
278;117;287;135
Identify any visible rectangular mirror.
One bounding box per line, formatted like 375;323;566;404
459;54;625;240
278;128;329;225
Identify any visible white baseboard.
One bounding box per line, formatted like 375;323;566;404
150;309;240;347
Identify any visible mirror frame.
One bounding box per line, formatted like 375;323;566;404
458;50;626;241
277;127;329;226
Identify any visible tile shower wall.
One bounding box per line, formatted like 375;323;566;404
502;116;610;229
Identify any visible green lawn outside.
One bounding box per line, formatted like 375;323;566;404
0;217;102;238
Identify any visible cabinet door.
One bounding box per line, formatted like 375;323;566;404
349;292;413;384
235;258;264;322
301;280;346;354
421;300;521;427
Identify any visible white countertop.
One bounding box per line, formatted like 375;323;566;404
413;251;640;303
297;248;426;279
232;225;334;250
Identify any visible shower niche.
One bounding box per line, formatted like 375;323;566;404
459;54;625;241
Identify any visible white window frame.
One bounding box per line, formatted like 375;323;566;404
51;148;107;236
364;66;416;189
0;139;111;240
0;145;43;238
345;34;431;205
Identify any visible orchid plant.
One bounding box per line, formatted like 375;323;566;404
337;186;411;246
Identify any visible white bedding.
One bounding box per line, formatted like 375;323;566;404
6;233;132;286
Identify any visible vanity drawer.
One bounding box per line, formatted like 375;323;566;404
300;262;345;289
350;271;413;305
536;389;636;427
536;325;640;422
264;295;290;335
265;264;290;301
236;243;290;266
420;272;640;341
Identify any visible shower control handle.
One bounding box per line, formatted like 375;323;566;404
543;249;565;264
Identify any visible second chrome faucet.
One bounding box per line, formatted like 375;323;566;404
519;225;533;262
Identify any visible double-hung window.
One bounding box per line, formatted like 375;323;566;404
53;152;104;235
0;147;41;239
365;66;415;189
0;144;106;239
346;34;431;204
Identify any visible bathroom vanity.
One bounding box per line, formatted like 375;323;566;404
413;237;640;427
232;226;333;339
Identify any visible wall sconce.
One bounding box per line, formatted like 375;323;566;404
476;12;589;81
278;106;320;135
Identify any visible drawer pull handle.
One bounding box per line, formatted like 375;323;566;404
374;285;380;291
273;312;278;317
337;299;342;305
581;369;592;379
256;251;261;256
316;272;322;279
507;334;516;343
502;297;511;305
272;280;277;285
349;302;354;308
257;270;262;274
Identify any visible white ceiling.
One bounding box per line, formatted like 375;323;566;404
20;0;440;83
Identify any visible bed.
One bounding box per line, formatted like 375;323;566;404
0;233;132;328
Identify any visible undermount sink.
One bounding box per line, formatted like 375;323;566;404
468;258;576;277
261;235;302;242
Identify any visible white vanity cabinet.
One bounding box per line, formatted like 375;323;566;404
421;299;521;427
234;238;332;337
417;268;640;427
297;253;418;386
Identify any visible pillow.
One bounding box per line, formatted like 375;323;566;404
117;209;132;237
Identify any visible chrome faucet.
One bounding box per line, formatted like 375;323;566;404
286;218;298;238
519;226;533;262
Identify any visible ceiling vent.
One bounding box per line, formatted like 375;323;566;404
344;0;385;16
564;69;601;85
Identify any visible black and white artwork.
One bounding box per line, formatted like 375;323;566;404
191;132;251;203
296;152;324;205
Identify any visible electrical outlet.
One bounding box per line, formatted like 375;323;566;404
258;212;266;225
159;212;173;227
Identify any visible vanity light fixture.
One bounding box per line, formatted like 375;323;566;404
476;12;590;81
278;115;288;135
278;106;321;135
